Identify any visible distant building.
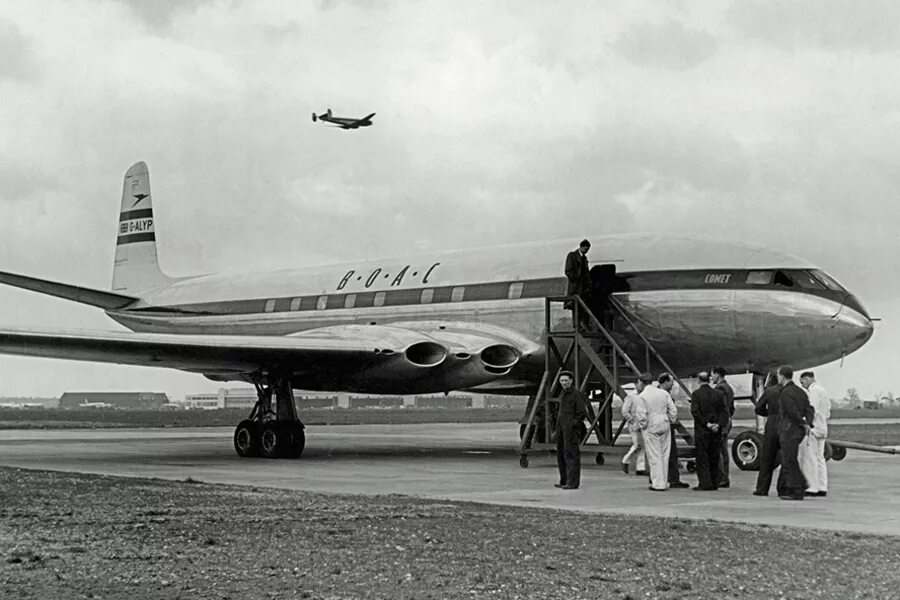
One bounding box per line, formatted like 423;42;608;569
863;400;880;410
183;389;339;410
484;395;528;409
415;395;472;409
59;392;169;410
349;396;404;409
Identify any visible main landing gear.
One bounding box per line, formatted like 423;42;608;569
233;375;305;459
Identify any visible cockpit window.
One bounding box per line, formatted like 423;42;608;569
773;270;794;287
790;270;825;290
746;270;773;285
810;269;845;292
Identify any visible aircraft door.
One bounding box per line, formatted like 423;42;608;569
589;264;621;325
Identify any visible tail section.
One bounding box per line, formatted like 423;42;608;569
112;162;172;294
326;108;332;118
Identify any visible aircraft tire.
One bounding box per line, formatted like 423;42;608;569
283;422;306;459
233;420;259;458
830;443;847;461
257;423;284;459
731;430;764;471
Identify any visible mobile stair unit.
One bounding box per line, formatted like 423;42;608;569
517;295;695;468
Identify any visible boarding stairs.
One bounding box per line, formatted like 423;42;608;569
517;295;695;468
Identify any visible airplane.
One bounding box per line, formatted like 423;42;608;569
312;108;375;129
0;162;874;459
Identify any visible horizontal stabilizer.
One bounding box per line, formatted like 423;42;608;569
0;270;139;310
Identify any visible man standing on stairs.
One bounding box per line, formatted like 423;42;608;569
711;367;735;488
554;371;587;490
564;239;591;329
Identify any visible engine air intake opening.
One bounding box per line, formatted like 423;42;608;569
480;344;520;369
405;342;447;368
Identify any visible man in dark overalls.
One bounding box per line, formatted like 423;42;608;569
776;366;813;501
554;371;587;490
753;373;784;496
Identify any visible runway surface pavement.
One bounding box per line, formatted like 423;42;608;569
1;423;898;536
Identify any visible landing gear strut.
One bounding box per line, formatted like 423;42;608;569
233;375;305;459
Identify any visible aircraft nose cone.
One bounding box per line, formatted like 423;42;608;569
833;307;874;354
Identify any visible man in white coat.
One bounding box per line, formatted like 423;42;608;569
799;371;830;497
621;387;647;475
636;372;678;491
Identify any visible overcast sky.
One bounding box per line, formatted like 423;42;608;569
0;1;898;401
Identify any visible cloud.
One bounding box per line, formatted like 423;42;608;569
729;0;900;52
615;20;718;70
0;19;38;82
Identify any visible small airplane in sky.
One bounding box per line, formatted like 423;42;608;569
312;108;375;129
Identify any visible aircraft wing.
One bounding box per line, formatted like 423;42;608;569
345;113;376;128
0;324;449;390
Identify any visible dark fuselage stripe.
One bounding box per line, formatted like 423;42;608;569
124;268;858;318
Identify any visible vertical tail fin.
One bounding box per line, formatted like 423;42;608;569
112;162;171;293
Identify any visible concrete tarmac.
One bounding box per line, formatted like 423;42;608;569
1;423;898;536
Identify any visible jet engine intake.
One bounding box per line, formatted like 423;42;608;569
404;341;448;368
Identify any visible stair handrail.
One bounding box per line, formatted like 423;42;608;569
608;296;693;400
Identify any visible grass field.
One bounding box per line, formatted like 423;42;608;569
2;467;899;600
3;406;899;447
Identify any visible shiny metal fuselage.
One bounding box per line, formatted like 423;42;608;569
105;234;874;393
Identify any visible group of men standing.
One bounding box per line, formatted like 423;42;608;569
619;368;734;492
554;365;830;499
754;367;830;500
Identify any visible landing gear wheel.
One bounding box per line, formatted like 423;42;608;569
233;420;258;457
831;444;847;461
686;460;697;474
258;423;285;459
283;422;306;459
519;455;529;468
732;430;764;471
595;453;605;465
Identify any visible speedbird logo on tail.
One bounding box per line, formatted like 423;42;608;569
131;193;149;207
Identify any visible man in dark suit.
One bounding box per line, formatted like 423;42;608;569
711;366;735;488
564;240;591;327
554;370;587;490
752;373;784;496
776;366;813;501
690;371;729;491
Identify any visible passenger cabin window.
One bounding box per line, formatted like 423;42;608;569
316;295;328;310
773;271;794;287
345;294;357;309
746;271;773;285
507;282;524;299
290;297;302;311
791;271;825;290
420;288;434;304
373;291;386;307
450;286;465;302
264;299;276;313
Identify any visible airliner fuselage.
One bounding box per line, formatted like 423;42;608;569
107;235;873;393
